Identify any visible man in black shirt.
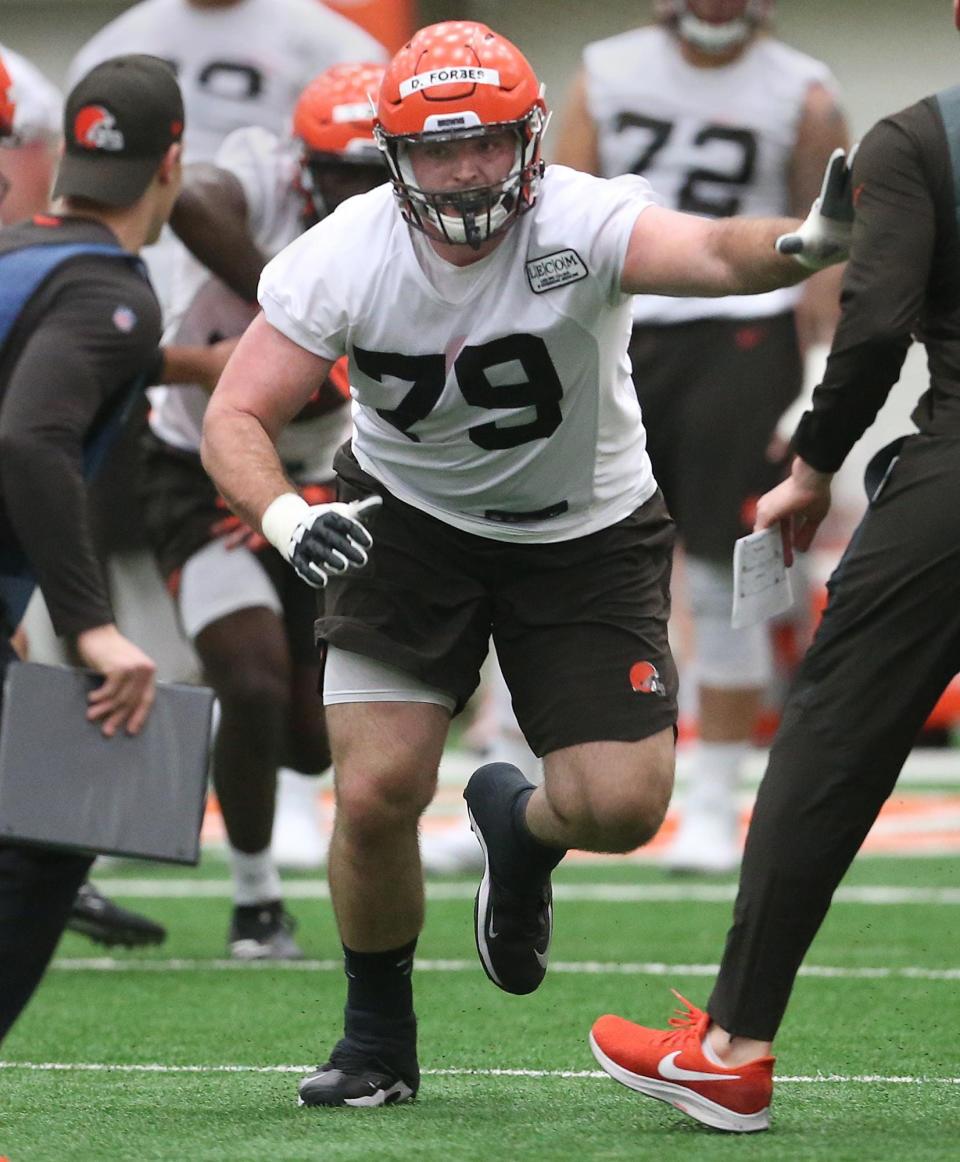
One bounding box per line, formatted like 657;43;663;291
590;0;960;1134
0;54;188;1043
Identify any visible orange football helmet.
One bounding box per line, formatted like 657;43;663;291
374;21;548;249
292;62;387;223
655;1;773;54
0;53;15;139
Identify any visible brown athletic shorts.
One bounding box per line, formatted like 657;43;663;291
629;312;802;562
318;444;679;757
138;430;331;665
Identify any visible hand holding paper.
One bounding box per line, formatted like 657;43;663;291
731;527;794;629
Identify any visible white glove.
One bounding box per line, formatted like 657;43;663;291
261;492;382;589
776;145;858;271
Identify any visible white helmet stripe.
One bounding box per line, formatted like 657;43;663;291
398;67;501;99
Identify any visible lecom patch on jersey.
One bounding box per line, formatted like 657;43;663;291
525;249;587;294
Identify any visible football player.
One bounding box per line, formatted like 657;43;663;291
555;0;850;873
201;20;852;1105
146;62;386;958
0;42;62;227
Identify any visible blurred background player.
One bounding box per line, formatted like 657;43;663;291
65;0;389;874
68;0;387;169
555;0;849;873
143;63;386;957
0;42;61;228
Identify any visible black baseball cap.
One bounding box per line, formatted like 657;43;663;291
53;54;184;207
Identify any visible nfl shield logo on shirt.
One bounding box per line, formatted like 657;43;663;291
112;305;137;333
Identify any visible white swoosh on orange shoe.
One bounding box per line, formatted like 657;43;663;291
657;1052;741;1083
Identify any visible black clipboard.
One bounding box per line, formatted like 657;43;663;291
0;661;213;865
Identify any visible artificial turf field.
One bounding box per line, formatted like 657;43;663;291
1;770;959;1160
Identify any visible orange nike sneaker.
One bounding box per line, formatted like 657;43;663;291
590;992;774;1133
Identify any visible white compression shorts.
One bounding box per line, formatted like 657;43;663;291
685;555;772;689
178;538;282;641
323;644;456;712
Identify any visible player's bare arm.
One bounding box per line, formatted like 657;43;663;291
621;205;806;297
790;82;852;350
203;315;379;591
201;312;332;530
169;162;265;302
552;68;600;173
622;145;854;296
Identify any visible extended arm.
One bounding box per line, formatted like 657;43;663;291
169;162;266;302
621;206;806;297
160;337;239;392
621;147;854;297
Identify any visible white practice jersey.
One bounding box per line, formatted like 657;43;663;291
68;0;386;165
260;166;658;543
584;25;837;324
149;125;352;483
0;43;62;143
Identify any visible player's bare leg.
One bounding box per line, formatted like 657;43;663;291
465;730;674;994
297;700;447;1107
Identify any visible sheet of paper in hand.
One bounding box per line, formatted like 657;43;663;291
731;527;794;629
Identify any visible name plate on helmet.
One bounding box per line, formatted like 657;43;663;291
525;249;588;294
399;68;501;98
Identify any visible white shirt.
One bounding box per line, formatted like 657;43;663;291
150;125;352;482
584;25;838;323
259;166;658;543
0;43;62;142
68;0;386;165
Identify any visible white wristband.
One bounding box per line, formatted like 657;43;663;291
260;492;310;560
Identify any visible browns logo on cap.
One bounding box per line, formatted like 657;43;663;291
53;54;184;208
73;106;125;152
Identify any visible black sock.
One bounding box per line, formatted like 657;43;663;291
509;786;566;878
343;938;416;1025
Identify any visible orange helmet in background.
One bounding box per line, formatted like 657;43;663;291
0;53;15;139
292;62;387;224
374;21;549;248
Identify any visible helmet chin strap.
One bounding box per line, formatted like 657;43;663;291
436;191;515;248
678;13;752;53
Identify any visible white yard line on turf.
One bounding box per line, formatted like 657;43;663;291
0;1061;957;1084
48;958;960;981
83;879;960;905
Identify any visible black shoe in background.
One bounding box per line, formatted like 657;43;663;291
228;899;304;961
67;881;167;948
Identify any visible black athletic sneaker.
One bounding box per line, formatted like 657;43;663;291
228;900;304;960
67;881;167;948
298;1037;419;1108
464;763;554;996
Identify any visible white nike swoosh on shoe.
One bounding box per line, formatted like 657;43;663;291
657;1052;740;1082
486;910;499;941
